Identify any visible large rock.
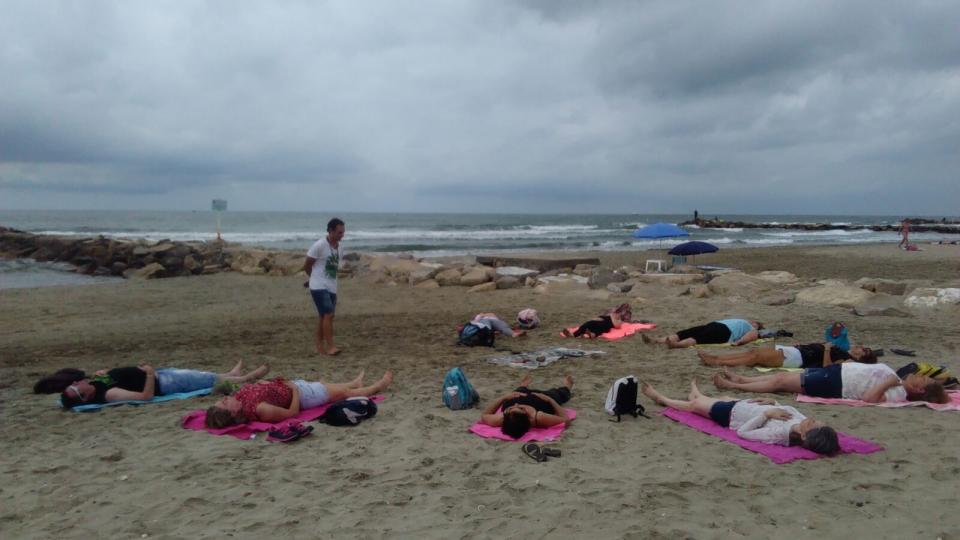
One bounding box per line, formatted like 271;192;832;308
855;278;908;296
460;267;495;287
854;304;911;317
367;256;433;283
495;266;539;279
796;285;875;308
435;268;464;286
758;291;796;306
636;273;706;286
408;267;439;285
686;284;711;298
414;279;440;289
573;264;598;277
707;272;771;296
534;275;588;294
588;267;627;289
496;276;522;289
147;242;176;254
903;288;960;308
127;262;165;279
754;271;799;284
607;281;634;293
468;282;497;293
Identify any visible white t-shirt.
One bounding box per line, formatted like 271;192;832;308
729;401;805;446
306;237;340;293
841;363;907;402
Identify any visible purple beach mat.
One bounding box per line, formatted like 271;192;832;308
661;408;884;464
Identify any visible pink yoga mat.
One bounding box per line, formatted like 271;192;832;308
796;390;960;411
560;322;656;341
661;408;883;464
469;409;577;442
182;395;385;440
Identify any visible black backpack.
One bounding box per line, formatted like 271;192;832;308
604;376;649;422
318;397;378;426
457;323;495;347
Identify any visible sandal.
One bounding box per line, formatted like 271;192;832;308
542;447;562;458
522;442;547;463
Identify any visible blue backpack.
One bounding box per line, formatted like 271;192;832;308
442;367;480;410
457;323;495;347
318;397;378;426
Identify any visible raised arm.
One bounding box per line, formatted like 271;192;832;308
861;375;902;403
822;344;833;367
531;392;572;426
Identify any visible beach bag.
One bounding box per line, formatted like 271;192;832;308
896;362;959;389
442;367;480;410
517;308;540;330
824;322;850;351
604;376;648;422
317;397;378;426
457;323;495;347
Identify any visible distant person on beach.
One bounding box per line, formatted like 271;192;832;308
54;362;269;408
699;343;877;369
562;311;623;338
204;370;393;427
305;218;345;355
641;379;839;454
898;218;910;249
713;363;949;404
479;373;574;439
472;313;527;337
642;319;762;348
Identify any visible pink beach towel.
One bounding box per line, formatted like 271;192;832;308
661;408;883;464
796;390;960;411
560;322;656;341
469;409;577;442
181;395;385;440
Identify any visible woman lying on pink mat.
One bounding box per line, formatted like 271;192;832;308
204;370;392;428
642;379;839;454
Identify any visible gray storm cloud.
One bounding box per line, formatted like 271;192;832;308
1;0;957;214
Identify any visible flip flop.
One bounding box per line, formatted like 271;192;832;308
542;447;562;458
522;442;547;463
890;348;916;357
267;425;299;443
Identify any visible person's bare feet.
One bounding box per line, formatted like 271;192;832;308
689;379;703;400
228;360;244;376
722;367;748;383
562;373;574;390
641;334;653;344
349;370;365;388
315;343;326;355
248;364;270;381
641;382;668;406
697;350;716;365
373;370;394;392
713;372;733;389
326;347;341;356
519;374;533;388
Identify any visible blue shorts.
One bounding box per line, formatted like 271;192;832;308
801;364;843;398
310;289;337;316
708;400;738;428
293;380;330;408
155;368;217;395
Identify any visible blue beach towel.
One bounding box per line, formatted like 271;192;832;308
59;387;213;412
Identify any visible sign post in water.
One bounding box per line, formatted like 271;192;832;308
211;199;227;240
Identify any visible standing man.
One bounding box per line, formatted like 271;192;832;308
305;218;345;355
898;218;910;249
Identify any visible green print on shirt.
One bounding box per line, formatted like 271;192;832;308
324;252;339;279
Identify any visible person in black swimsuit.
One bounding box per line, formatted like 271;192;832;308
562;312;622;338
480;373;575;439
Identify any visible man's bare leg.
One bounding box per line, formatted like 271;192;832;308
315;318;326;355
322;314;339;355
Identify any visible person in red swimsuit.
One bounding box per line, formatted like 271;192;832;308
204;370;393;428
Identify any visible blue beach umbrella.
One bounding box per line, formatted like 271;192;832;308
668;241;718;256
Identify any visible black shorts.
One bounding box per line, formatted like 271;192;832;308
801;364;843;398
677;322;731;344
708;400;738;428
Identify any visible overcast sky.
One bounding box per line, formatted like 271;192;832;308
1;1;958;215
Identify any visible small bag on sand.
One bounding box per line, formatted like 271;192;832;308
604;376;649;422
457;323;495;347
318;397;378;426
442;367;480;410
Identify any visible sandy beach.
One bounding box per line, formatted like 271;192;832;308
2;243;959;539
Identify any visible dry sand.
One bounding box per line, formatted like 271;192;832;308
1;244;959;539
